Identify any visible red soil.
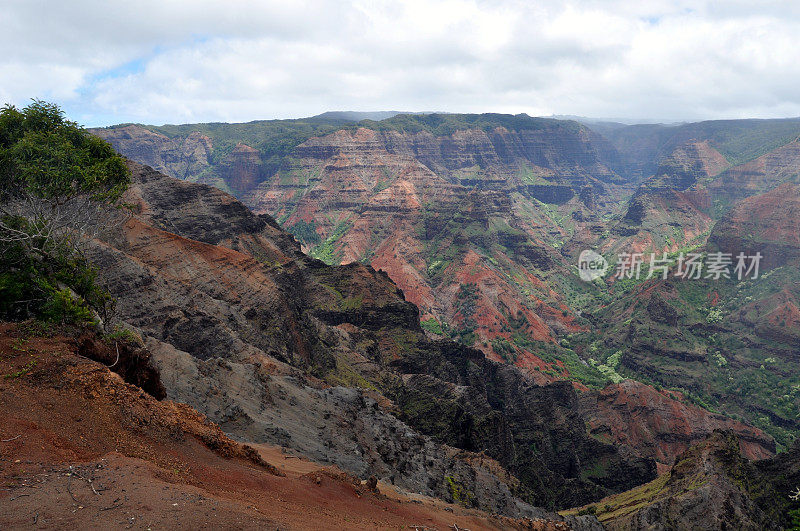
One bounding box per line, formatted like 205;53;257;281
0;324;556;530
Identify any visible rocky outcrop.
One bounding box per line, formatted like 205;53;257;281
607;136;800;256
145;337;550;517
4;323;589;530
708;182;800;270
93;125;213;182
706;183;800;353
708;139;800;206
248;125;605;363
581;380;775;474
597;431;795;530
92;119;800;511
605;141;726;254
586;237;797;453
220;143;262;195
77;330;166;400
393;341;656;510
643;140;730;192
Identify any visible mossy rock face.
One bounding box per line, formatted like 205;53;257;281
445;475;475;507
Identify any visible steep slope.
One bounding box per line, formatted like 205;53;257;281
565;431;800;530
83;161;658;512
603;140;727;254
593;117;800;177
90;123;784;478
708;139;800;214
710;182;800;269
0;323;570;530
91;118;348;194
580;380;774;475
585;183;800;448
589;119;800;255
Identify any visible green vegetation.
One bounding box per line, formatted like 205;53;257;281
445;475;474;506
0;101;130;324
358;112;582;136
583;264;800;449
103;324;144;346
3;357;37;379
511;334;608;388
420;317;444;335
141;119;343;177
340;295;363;311
310;219;351;265
603;118;800;169
789;506;800;531
561;472;671;522
516;161;553;185
125;113;582;185
491;338;516;362
691;118;800;165
1;101;128;206
588;350;625;384
373;179;391;193
324;354;378;391
398;389;464;440
287;219;321;245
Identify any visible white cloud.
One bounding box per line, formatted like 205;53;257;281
2;0;800;125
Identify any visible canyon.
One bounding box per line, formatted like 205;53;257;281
3;112;784;527
94;113;800;451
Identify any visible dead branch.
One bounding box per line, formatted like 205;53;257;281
100;498;123;511
69;466;100;496
1;435;22;442
106;342;120;369
66;470;78;503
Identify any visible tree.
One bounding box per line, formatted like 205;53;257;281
0;100;130;322
0;100;129;253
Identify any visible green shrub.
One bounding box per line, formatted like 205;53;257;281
287;219;321;245
0;238;110;324
420;317;444;335
0;100;128;324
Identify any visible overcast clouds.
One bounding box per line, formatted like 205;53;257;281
3;0;800;126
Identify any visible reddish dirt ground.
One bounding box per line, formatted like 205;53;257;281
0;324;562;530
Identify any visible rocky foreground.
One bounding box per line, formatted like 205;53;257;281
0;323;581;530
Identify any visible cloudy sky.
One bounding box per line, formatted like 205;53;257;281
3;0;799;126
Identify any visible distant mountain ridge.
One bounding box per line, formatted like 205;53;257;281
309;110;409;122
